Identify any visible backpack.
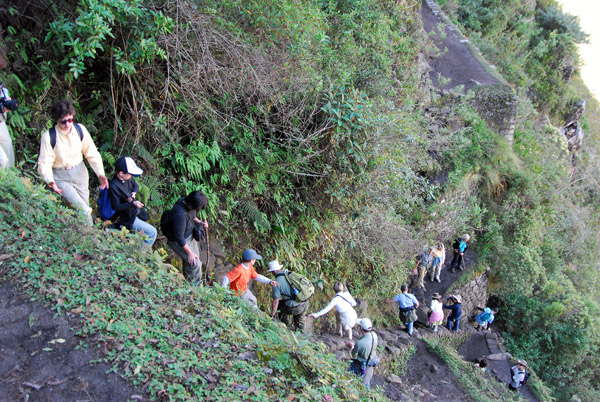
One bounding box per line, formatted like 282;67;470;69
480;311;491;322
98;188;116;221
284;271;314;302
49;123;83;148
160;208;172;235
521;371;531;386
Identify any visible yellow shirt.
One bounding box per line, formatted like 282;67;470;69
37;123;105;184
432;246;445;258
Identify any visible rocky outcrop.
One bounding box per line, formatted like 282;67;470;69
560;99;586;154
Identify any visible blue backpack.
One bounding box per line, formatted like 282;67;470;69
98;188;116;221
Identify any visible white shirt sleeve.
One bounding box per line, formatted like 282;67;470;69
221;276;230;288
255;274;271;284
313;297;340;318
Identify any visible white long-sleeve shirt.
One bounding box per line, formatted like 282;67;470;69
312;291;357;318
430;299;443;313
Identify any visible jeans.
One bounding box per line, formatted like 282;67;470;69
405;320;414;335
131;217;157;245
447;317;460;331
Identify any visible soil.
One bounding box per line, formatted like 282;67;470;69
0;279;143;402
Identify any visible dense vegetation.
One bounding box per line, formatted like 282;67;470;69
1;0;599;400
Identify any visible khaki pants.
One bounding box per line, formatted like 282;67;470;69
241;288;258;308
53;162;93;225
279;301;309;332
417;263;428;288
0;119;14;169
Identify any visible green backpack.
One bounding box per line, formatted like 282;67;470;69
284;271;314;302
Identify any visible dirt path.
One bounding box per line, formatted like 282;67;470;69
421;0;499;92
0;280;143;402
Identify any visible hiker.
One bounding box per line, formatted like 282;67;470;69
268;260;309;332
0;46;15;170
449;234;470;272
386;284;419;336
443;294;462;331
430;243;445;283
162;191;208;284
37;100;108;225
221;249;279;308
347;318;379;389
474;358;488;373
309;282;357;339
508;359;528;391
475;305;497;331
428;292;444;332
108;156;156;246
414;247;433;290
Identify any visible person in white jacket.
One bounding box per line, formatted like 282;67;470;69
309;282;358;339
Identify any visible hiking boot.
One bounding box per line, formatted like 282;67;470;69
436;277;441;282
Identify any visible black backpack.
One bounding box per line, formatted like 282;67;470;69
49;123;84;148
160;208;171;235
521;371;531;386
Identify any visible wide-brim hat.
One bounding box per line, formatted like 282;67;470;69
453;294;462;303
432;292;442;300
267;260;283;272
518;359;528;367
115;156;143;176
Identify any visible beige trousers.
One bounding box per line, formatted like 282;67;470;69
53;162;93;225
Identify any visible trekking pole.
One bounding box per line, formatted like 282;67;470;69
203;220;212;285
461;256;467;271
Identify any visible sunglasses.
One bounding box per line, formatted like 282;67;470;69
59;118;74;124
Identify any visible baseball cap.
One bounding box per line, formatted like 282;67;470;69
115;156;143;176
267;260;283;272
242;249;262;261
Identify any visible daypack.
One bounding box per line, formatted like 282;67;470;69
98;188;116;221
521;371;531;386
284;271;314;302
480;311;491;322
49;123;84;148
160;208;172;235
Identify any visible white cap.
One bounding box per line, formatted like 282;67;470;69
267;260;283;272
115;156;143;176
357;318;372;331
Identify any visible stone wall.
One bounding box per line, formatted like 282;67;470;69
469;85;518;144
452;270;489;326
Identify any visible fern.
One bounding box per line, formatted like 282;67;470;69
236;199;271;231
133;143;157;165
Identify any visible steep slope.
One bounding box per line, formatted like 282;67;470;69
0;168;385;402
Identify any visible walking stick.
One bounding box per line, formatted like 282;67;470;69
203;220;212;285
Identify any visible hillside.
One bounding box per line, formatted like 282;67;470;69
1;0;600;401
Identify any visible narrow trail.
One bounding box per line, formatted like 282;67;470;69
420;0;499;92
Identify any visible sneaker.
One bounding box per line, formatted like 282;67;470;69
436;277;441;282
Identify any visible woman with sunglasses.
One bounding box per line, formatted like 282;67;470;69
37;100;107;225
